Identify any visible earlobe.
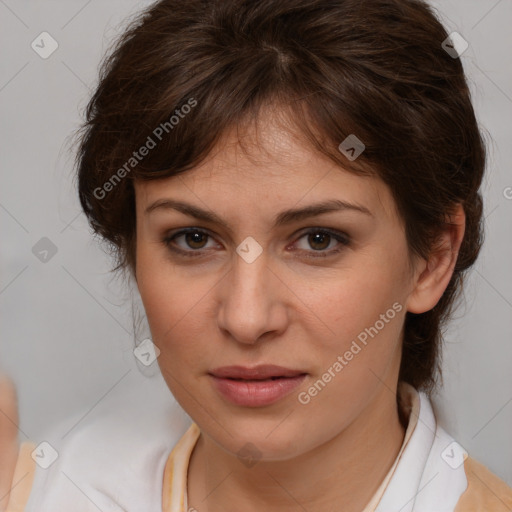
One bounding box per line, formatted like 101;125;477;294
406;204;466;314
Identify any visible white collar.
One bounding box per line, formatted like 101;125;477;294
376;382;468;511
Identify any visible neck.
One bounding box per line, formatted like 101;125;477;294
187;382;407;512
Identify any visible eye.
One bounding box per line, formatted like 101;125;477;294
162;228;217;257
291;228;350;258
162;227;350;259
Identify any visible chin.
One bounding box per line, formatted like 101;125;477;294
207;417;311;462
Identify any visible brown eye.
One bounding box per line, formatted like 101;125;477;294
293;228;350;257
162;228;217;257
184;230;209;249
307;232;332;251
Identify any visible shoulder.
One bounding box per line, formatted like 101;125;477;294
23;374;192;512
454;456;512;511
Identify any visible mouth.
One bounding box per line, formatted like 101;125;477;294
208;365;308;407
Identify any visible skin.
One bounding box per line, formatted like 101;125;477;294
134;107;465;512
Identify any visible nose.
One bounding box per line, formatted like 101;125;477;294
216;247;288;346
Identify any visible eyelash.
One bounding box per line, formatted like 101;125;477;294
161;227;350;259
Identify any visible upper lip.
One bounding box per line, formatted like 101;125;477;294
209;365;306;380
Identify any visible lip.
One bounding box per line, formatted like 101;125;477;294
209;364;306;380
208;365;307;407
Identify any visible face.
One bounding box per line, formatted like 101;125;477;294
134;111;421;461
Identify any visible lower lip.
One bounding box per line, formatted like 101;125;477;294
209;374;307;407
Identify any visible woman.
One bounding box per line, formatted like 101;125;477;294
7;0;512;510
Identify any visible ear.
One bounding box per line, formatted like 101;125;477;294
406;204;465;314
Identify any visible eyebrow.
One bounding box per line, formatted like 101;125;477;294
144;198;372;231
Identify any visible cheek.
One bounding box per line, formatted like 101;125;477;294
308;259;406;344
138;271;207;345
294;264;406;424
295;252;409;398
136;237;190;331
136;245;218;370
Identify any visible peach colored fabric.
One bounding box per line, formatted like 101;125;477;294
454;456;512;512
6;442;36;512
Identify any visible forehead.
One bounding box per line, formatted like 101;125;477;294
134;110;399;223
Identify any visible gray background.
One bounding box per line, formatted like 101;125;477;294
1;0;511;486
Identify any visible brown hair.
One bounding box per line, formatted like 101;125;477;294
74;0;486;394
